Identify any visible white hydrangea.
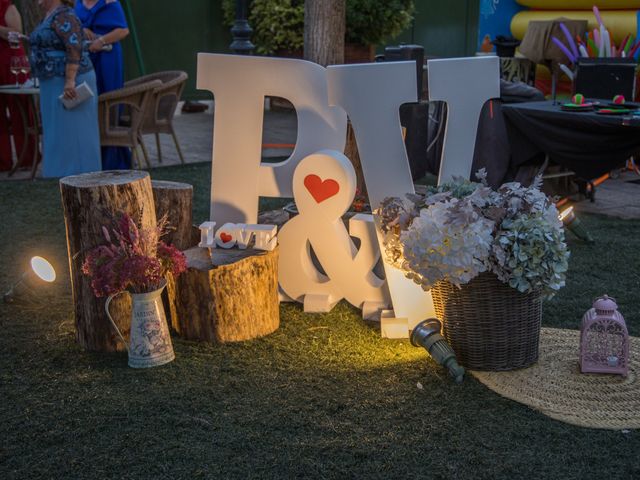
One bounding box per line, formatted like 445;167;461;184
376;171;571;297
399;198;494;290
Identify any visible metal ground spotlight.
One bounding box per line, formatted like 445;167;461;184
559;206;595;243
3;256;57;304
411;318;465;383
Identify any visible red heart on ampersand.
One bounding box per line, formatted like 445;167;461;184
304;174;340;203
220;232;233;243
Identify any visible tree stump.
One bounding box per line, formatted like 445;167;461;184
151;180;195;331
151;180;194;250
60;170;157;352
167;246;280;343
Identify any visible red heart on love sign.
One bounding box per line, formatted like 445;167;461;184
304;174;340;203
220;232;233;243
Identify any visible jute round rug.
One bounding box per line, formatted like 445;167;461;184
470;328;640;430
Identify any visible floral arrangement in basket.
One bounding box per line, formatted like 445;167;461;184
82;212;187;297
376;170;570;298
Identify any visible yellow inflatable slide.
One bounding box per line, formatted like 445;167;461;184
516;1;640;8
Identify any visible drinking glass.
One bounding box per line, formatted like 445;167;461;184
19;56;30;87
8;31;21;49
9;57;20;87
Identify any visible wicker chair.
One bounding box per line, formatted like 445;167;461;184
124;71;188;164
98;79;162;169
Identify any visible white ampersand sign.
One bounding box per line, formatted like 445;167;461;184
278;150;389;312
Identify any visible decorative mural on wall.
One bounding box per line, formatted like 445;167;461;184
477;0;524;51
480;0;502;18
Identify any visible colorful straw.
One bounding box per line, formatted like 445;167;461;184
603;29;612;57
560;22;580;59
579;44;589;58
599;24;606;57
559;63;574;81
628;40;640;59
593;5;605;27
552;36;577;63
586;37;598;57
618;34;630;54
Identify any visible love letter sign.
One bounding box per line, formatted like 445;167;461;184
198;222;277;251
197;54;499;327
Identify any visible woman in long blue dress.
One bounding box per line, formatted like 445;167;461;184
29;0;101;178
75;0;130;170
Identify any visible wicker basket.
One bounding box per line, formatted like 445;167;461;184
430;272;542;371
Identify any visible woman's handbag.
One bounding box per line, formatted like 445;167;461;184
59;81;94;109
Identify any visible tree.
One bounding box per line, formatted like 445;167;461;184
304;1;367;195
303;0;345;66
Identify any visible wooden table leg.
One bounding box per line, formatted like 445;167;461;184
29;94;41;180
7;93;41;179
7;95;28;177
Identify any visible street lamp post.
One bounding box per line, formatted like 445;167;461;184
230;0;255;55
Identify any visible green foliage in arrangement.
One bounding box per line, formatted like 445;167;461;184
222;0;414;54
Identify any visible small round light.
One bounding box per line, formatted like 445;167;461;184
30;256;56;283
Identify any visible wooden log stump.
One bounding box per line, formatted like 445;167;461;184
60;170;157;352
151;180;195;331
151;180;194;250
167;246;280;343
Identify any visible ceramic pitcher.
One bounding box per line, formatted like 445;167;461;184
105;280;175;368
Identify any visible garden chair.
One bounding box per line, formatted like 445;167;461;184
97;79;162;169
123;71;188;164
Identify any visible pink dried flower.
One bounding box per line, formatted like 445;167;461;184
101;226;111;243
157;241;187;276
82;212;187;297
120;255;163;291
127;216;140;248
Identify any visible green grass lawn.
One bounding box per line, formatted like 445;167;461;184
1;163;639;479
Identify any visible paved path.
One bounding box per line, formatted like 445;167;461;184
0;108;297;179
572;171;640;220
2;108;639;219
138;109;298;167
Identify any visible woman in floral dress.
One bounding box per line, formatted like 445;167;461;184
29;0;100;177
